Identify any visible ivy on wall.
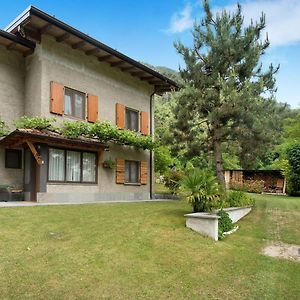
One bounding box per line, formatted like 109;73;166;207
12;116;156;150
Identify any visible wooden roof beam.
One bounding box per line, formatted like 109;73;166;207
39;23;52;34
110;61;126;67
140;76;154;81
72;40;85;49
98;55;113;62
56;33;70;43
121;66;136;72
85;48;99;56
6;42;16;50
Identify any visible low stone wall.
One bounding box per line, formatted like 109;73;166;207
37;191;150;203
185;206;252;241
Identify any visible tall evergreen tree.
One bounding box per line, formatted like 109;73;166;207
173;0;279;185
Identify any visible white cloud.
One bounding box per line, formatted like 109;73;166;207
215;0;300;47
165;4;194;33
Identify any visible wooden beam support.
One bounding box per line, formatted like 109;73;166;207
85;48;99;56
72;40;85;49
98;55;113;62
22;26;41;42
26;140;43;165
39;23;52;34
140;76;154;81
6;43;16;50
121;66;136;72
7;137;27;148
148;79;163;84
110;61;126;67
56;33;70;43
130;71;145;77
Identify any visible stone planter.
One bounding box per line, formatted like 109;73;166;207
184;206;252;241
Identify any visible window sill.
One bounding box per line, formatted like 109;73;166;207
124;183;141;186
47;182;98;185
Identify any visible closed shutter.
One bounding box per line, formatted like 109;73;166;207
140;161;148;185
116;159;125;184
116;103;125;129
50;81;64;115
87;94;98;122
140;111;149;135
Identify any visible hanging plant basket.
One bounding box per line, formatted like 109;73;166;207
103;159;115;169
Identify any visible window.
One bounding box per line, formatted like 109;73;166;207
5;149;22;169
64;88;85;119
125;108;139;131
48;148;97;183
125;160;140;183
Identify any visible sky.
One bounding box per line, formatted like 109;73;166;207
0;0;299;108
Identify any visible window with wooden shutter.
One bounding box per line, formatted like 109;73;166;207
50;81;64;115
140;161;148;185
116;103;125;129
87;94;98;123
140;111;149;135
116;159;125;184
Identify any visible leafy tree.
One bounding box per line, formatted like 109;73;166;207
173;0;280;185
154;145;174;174
286;144;300;195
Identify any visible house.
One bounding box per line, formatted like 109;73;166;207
0;6;178;203
224;170;286;194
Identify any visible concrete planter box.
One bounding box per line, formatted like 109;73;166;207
184;206;252;241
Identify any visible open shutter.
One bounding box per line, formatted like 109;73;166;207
140;111;149;135
50;81;64;115
116;103;125;129
87;94;98;123
140;161;148;185
116;159;125;184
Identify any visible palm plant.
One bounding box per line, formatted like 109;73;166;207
180;169;220;212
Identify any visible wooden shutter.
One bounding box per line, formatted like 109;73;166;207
50;81;64;115
116;103;125;129
140;161;148;185
140;111;149;135
116;159;125;184
87;94;98;123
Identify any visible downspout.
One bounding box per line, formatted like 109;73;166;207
149;90;156;199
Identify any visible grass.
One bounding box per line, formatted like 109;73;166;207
0;194;299;299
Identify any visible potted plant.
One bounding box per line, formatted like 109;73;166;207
103;158;115;169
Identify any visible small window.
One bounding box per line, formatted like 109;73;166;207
125;160;140;183
5;149;22;169
64;88;85;119
125;108;139;131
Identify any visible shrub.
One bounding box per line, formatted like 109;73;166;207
224;190;254;207
164;169;184;195
15;116;56;130
0;120;8;136
286;144;300;196
218;209;234;239
14;117;156;150
180;168;220;212
154;146;174;174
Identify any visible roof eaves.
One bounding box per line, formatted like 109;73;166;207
4;5;179;91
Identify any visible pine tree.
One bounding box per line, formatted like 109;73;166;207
173;0;279;185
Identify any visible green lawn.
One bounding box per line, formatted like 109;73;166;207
0;195;299;299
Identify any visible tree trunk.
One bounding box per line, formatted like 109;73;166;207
213;139;225;187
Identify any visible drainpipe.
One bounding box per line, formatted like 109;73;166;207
149;91;156;199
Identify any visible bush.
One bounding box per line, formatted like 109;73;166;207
154;146;174;174
230;180;264;193
15;116;56;130
218;209;234;239
0;120;8;136
180;168;221;212
286;144;300;196
164;169;184;195
224;190;254;207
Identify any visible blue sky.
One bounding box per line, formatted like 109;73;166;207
0;0;299;108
